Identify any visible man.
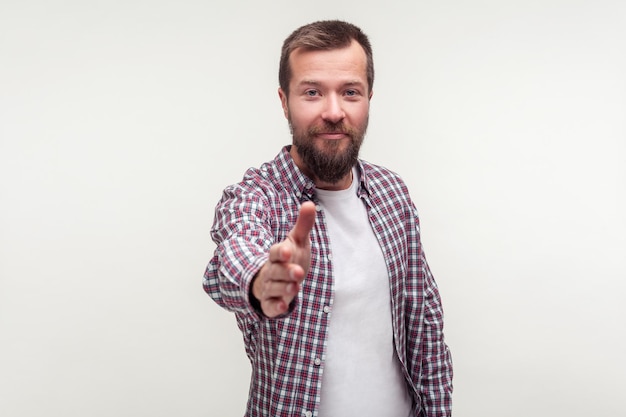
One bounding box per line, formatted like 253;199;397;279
204;20;452;417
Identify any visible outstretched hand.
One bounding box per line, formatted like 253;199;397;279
251;202;316;318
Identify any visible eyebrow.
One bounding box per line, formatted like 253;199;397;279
297;80;366;88
298;80;321;87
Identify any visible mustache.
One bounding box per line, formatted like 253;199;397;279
307;122;355;136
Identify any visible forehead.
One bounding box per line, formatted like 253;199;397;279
288;40;368;86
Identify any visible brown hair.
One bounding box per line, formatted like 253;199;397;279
278;20;374;96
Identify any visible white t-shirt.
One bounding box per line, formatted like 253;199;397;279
316;169;412;417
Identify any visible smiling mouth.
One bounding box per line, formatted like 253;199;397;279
316;132;348;139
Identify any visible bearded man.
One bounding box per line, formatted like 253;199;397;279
204;20;453;417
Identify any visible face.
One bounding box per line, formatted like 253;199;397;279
278;40;373;190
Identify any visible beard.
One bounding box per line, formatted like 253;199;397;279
290;117;368;184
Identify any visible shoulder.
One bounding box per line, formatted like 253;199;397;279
223;154;287;201
360;159;411;197
216;150;302;223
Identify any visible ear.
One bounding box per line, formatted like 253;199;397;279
368;89;374;100
278;87;289;119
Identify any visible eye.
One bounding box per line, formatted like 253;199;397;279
305;89;319;97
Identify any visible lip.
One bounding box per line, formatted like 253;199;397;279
316;133;347;140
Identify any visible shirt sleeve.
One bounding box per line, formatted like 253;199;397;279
203;179;274;321
418;257;454;416
406;202;453;417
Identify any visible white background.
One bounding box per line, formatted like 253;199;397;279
1;1;625;416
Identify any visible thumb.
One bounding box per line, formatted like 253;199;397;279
290;202;316;246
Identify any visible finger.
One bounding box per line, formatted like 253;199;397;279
259;280;299;299
290;201;316;246
262;262;304;286
263;297;289;318
268;241;292;263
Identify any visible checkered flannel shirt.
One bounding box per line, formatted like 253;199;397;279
204;146;453;417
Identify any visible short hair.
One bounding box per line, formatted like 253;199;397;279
278;20;374;96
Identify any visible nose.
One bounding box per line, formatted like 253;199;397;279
321;94;345;124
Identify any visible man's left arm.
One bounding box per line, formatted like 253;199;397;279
418;259;453;416
403;197;453;417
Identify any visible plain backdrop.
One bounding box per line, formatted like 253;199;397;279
1;1;625;416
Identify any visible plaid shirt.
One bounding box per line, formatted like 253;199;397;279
204;146;453;417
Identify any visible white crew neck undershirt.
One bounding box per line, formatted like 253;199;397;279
315;168;411;417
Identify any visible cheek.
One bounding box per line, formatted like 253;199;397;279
288;104;317;126
352;105;370;124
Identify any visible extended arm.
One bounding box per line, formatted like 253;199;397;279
204;181;316;319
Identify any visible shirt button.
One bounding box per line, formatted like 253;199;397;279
304;411;312;417
315;205;322;212
314;358;322;366
327;254;332;262
323;306;331;314
296;191;302;198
